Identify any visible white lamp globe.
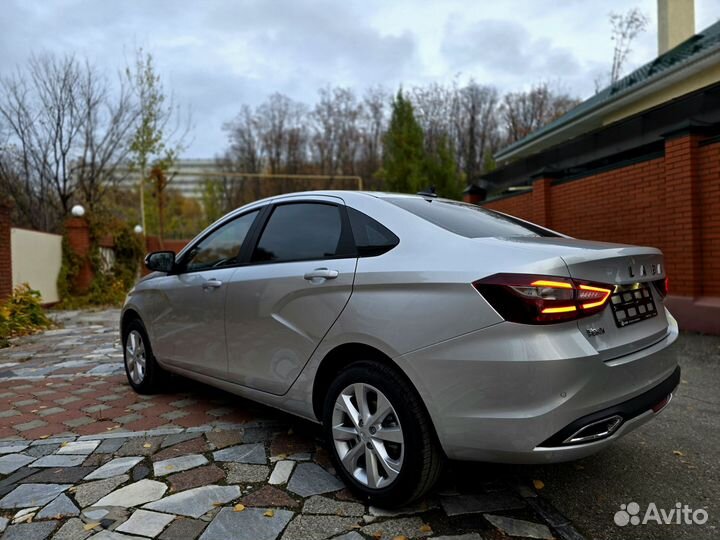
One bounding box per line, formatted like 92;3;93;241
133;224;143;235
71;205;85;217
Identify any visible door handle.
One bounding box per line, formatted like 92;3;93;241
304;268;339;281
202;278;223;290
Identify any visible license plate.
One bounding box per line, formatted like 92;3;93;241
610;284;658;328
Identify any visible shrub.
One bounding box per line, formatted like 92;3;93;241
0;284;53;347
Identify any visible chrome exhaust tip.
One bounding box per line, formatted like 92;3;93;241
563;415;623;445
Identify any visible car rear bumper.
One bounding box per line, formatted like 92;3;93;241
395;308;680;463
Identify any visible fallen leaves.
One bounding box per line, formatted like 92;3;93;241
83;523;101;531
233;504;246;512
419;523;433;532
533;479;545;490
264;509;274;518
673;450;684;457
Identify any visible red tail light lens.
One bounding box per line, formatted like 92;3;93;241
473;273;615;324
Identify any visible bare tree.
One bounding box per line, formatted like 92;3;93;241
0;54;144;231
610;8;649;84
223;105;263;173
500;83;579;144
455;81;500;179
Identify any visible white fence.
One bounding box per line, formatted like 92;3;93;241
11;228;62;304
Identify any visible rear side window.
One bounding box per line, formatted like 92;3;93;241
252;203;351;263
384;197;558;238
347;207;399;257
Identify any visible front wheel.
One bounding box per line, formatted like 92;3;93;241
123;319;167;394
323;360;443;507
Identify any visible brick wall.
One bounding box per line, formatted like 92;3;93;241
0;201;12;301
482;133;720;334
65;217;94;295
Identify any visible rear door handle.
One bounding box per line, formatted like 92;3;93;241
202;278;223;290
304;268;339;281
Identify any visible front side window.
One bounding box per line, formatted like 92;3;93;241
252;203;348;263
185;210;259;272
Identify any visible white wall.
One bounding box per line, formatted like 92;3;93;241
11;228;62;304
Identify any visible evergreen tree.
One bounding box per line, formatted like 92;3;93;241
424;135;462;200
381;90;426;194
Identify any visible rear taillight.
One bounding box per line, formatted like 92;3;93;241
473;273;614;324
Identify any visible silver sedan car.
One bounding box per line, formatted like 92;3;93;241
121;190;679;506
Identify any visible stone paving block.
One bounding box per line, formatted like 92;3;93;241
116;509;175;537
131;463;150;481
431;535;483;540
303;495;364;517
32;454;85;468
161;432;201;448
84;456;143;480
1;520;58;540
168;464;225;492
25;444;60;458
0;483;72;509
286;463;344;497
115;437;162;457
0;453;35;474
86;530;146;539
484;514;553;539
241;486;298;508
282;514;360;540
152;437;208;461
36;493;79;519
95;438;127;454
23;466;96;484
82;404;110;414
54;396;81;406
213;443;266;464
226;463;269;484
144;485;241;518
72;475;129;507
153;454;208;476
14;399;39;407
14;419;47;431
51;517;92;540
0;409;20;418
56;440;100;455
159;517;207;540
268;460;294;485
360;517;433;539
92;479;168;507
205;430;243;450
37;406;66;417
63;416;94;428
113;413;142;424
161;410;190;421
0;443;29;454
199;507;293;540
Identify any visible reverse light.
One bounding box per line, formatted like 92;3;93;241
473;273;616;324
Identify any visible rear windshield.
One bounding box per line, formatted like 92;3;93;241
384;197;558;238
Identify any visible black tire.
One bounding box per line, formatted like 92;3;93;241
323;360;444;507
122;318;167;394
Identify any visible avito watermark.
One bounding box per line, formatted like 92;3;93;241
614;501;709;527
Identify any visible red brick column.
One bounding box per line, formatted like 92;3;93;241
663;133;702;298
0;200;12;302
531;177;552;227
65;216;94;295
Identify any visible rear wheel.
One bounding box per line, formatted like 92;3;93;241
323;360;443;507
123;319;166;394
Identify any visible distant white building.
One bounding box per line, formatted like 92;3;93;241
116;159;222;200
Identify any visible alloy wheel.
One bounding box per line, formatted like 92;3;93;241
125;329;147;385
332;382;404;489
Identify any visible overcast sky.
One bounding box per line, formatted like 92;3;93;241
2;0;719;157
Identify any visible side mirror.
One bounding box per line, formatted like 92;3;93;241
144;251;176;273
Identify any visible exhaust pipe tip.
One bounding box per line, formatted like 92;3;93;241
563;415;624;445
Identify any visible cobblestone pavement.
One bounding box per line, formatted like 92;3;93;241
3;309;714;539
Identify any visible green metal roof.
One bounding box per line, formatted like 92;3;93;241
496;20;720;160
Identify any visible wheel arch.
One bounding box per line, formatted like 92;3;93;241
311;342;434;429
120;308;142;340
